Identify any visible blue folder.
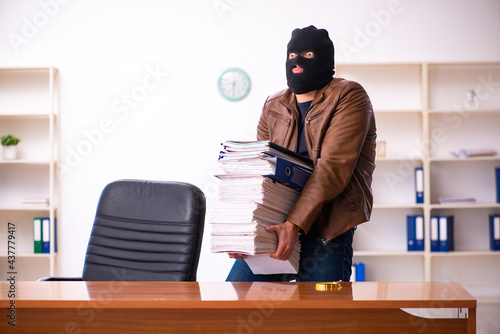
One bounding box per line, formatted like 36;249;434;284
415;167;424;204
490;215;500;251
407;215;424;251
430;216;439;252
42;217;50;253
496;167;500;203
266;156;312;190
438;216;454;252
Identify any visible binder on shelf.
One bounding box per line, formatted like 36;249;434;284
33;217;42;254
430;216;439;252
407;216;415;251
438;216;454;252
496;167;500;204
350;263;365;282
355;263;365;282
490;215;500;251
415;215;424;251
414;167;424;204
407;215;424;251
42;217;50;253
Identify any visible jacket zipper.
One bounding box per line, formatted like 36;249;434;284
305;109;325;126
304;109;325;160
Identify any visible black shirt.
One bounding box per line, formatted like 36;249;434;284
296;100;312;158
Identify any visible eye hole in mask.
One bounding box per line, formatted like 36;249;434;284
288;51;315;60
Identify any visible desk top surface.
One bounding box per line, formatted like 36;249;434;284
1;281;476;309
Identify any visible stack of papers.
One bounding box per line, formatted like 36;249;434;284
450;148;497;158
218;140;313;172
210;140;313;274
439;197;476;204
22;197;49;207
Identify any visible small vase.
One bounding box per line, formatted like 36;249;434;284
2;145;18;160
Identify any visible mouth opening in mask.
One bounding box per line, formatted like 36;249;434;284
292;65;303;74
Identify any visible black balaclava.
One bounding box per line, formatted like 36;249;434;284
286;25;335;95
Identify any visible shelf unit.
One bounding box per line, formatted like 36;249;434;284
336;62;500;300
0;68;59;280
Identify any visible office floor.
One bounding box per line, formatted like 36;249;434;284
477;302;500;334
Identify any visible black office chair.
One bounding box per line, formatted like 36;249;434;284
40;179;206;281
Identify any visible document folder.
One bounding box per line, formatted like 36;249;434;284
430;216;439;252
496;167;500;203
265;156;311;190
438;216;454;252
407;215;424;251
407;215;416;251
490;215;500;251
42;217;50;253
33;217;42;254
415;215;424;251
415;167;424;204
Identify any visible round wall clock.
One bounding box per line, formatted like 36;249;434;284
217;68;251;101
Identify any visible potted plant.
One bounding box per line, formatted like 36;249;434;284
1;135;21;160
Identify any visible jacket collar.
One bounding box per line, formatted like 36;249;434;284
279;79;333;115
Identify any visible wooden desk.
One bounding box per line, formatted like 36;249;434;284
0;281;476;334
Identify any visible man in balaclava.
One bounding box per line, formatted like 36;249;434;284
285;25;335;95
227;26;377;283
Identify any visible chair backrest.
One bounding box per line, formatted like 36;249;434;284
82;180;205;281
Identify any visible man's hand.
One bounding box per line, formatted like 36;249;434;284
227;252;247;259
265;221;300;261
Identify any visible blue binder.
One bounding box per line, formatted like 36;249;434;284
415;215;424;251
42;217;50;253
438;216;454;252
496;167;500;203
415;167;424;204
407;215;424;251
430;216;439;252
265;156;312;190
407;215;416;251
490;215;500;251
356;263;365;282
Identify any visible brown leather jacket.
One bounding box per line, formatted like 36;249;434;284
257;78;376;242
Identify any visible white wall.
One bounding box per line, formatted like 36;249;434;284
0;0;499;281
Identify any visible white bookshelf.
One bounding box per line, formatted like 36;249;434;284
0;68;60;280
337;62;500;301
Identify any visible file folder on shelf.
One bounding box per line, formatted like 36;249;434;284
430;216;439;252
42;217;50;253
415;215;424;251
490;215;500;251
496;167;500;204
351;263;366;282
407;215;424;251
438;216;454;252
414;167;424;204
355;263;365;282
407;215;415;251
33;217;42;254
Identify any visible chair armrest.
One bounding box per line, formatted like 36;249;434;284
38;277;83;281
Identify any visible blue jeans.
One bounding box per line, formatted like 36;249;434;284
226;225;355;282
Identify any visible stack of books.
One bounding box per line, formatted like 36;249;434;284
210;140;313;274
